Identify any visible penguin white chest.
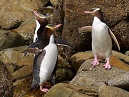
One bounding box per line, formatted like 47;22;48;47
92;17;112;58
33;20;40;42
39;43;58;85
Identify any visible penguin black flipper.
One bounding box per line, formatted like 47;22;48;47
22;41;40;56
31;50;46;89
22;48;43;55
55;38;74;48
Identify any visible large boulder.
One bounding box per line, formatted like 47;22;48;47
53;0;129;53
70;59;129;90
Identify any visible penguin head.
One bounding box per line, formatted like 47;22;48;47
84;8;104;21
44;24;62;38
33;11;48;27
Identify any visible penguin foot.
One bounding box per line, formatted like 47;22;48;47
91;57;99;66
91;60;99;66
103;63;111;69
40;86;49;92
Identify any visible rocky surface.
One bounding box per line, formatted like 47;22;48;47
70;59;128;87
0;61;13;97
0;0;47;30
0;46;34;80
0;29;25;50
44;83;98;97
53;0;129;53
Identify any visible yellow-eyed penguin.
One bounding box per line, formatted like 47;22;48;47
30;24;62;92
82;8;120;69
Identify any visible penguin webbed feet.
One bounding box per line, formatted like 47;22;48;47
103;63;111;70
40;86;49;92
91;57;99;66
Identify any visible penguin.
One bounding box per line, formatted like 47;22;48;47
29;24;62;92
23;10;73;53
81;8;120;69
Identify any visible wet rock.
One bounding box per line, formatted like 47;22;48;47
99;85;129;97
70;59;129;89
0;29;25;50
0;61;13;97
53;0;129;53
44;83;98;97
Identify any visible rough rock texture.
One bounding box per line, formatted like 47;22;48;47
44;83;98;97
70;50;129;71
13;17;35;45
0;0;46;30
13;76;44;97
0;29;25;50
50;0;58;6
99;86;129;97
56;55;75;82
125;51;129;56
0;61;13;97
70;59;129;90
0;46;34;80
53;0;129;53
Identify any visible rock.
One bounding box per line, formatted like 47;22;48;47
0;46;34;80
0;61;13;97
53;0;129;53
13;17;35;45
12;65;32;80
112;50;129;64
13;76;44;97
50;0;58;6
110;56;129;71
108;72;129;90
70;51;93;71
69;50;129;71
44;83;98;97
125;51;129;56
99;85;129;97
0;29;25;50
56;55;75;82
0;0;45;30
70;59;129;89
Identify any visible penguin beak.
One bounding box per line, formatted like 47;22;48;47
33;11;45;19
84;11;94;14
84;8;100;15
53;24;62;29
